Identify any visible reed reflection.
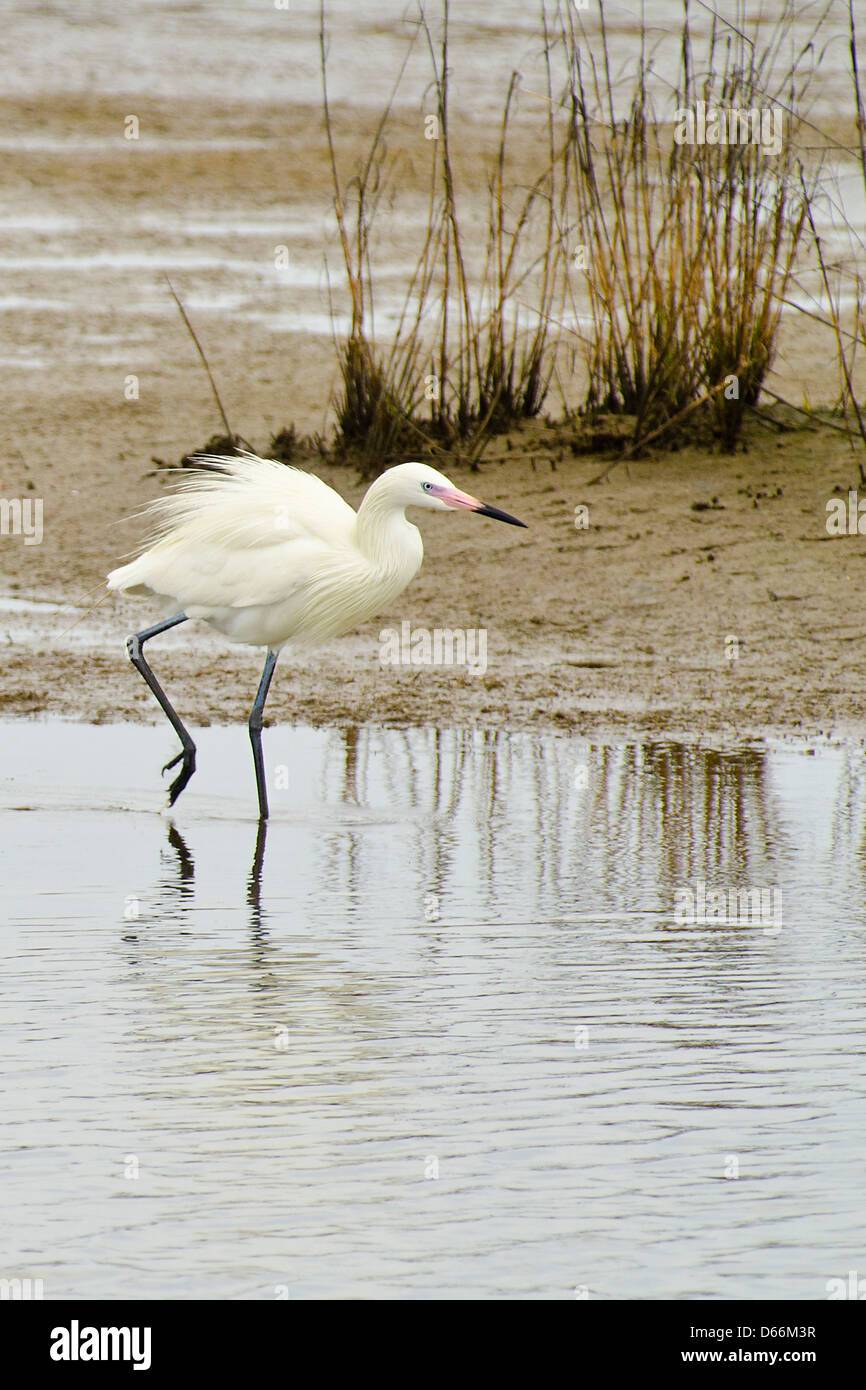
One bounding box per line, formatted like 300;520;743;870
141;729;793;945
305;730;789;932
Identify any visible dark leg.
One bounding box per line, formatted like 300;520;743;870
249;649;278;820
127;613;197;806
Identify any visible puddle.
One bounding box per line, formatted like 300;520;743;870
2;722;866;1297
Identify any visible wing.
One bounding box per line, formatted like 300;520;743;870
140;452;357;550
130;532;356;612
108;453;360;610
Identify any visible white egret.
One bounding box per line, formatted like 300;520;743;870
108;453;526;818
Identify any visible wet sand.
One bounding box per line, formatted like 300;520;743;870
4;415;866;742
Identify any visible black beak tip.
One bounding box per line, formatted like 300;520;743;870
475;503;528;528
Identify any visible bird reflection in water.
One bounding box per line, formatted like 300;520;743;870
157;816;272;962
246;817;268;940
151;819;196;931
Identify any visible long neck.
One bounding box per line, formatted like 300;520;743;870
354;478;424;581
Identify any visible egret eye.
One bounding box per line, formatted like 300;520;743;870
421;481;433;492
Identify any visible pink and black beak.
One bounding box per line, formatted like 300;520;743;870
435;485;527;528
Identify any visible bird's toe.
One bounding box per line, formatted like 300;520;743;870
162;745;196;805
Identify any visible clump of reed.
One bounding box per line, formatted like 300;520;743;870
320;0;567;472
319;10;427;469
420;9;567;452
560;0;823;455
320;0;847;471
801;0;866;480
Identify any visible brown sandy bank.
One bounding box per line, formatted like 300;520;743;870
3;408;866;744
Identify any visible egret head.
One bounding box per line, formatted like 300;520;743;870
382;461;527;528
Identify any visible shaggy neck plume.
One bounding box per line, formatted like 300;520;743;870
354;478;423;578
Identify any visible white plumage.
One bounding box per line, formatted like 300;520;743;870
109;454;414;647
108;451;526;816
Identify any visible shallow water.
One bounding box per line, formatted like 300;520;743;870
2;721;866;1299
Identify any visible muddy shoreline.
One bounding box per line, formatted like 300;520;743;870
4;419;866;744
